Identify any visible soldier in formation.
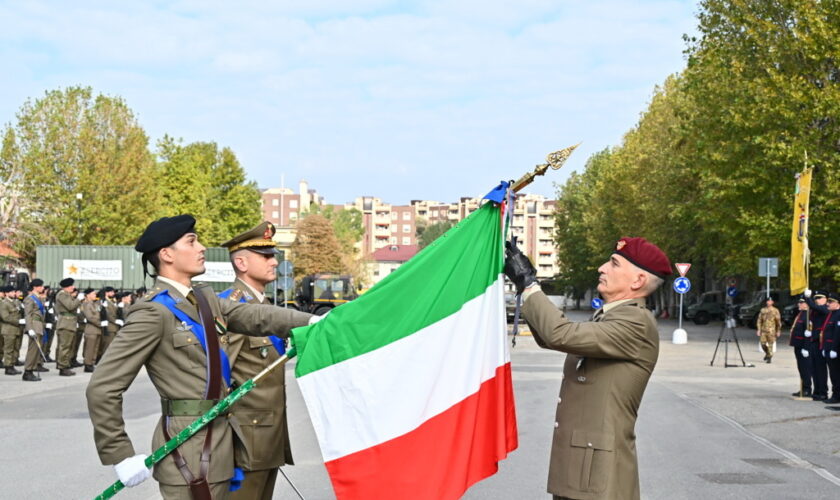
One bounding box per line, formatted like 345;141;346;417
821;294;840;404
756;297;781;363
790;298;815;397
1;285;26;374
22;279;50;381
804;291;831;401
81;288;103;373
86;214;314;499
55;278;83;376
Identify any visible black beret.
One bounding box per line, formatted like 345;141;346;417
135;215;196;254
59;278;75;288
103;286;115;293
83;288;96;295
0;286;10;293
30;279;44;287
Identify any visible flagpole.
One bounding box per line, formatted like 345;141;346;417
93;348;297;500
510;143;580;193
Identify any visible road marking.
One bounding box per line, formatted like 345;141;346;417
675;392;840;486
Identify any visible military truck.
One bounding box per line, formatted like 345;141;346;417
282;273;358;316
737;289;794;329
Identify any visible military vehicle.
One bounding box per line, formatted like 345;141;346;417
282;273;358;316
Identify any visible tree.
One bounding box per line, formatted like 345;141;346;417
418;220;454;248
290;214;344;278
304;204;366;283
0;86;159;264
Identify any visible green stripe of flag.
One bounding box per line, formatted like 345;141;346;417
292;202;503;377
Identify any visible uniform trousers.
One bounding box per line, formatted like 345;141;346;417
826;357;840;398
98;331;115;360
83;332;101;366
159;480;230;500
14;330;22;355
230;468;278;500
813;347;829;397
759;332;777;358
56;328;76;369
793;346;814;393
2;331;18;366
24;333;44;371
71;328;84;362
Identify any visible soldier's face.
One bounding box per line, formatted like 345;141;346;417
829;301;839;311
236;250;278;285
33;286;44;295
596;254;645;302
162;233;206;276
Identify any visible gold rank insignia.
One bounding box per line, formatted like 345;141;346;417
616;240;626;251
229;289;243;301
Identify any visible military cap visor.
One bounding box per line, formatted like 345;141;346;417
222;221;278;254
135;215;197;254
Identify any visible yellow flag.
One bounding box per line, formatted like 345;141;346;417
790;167;813;295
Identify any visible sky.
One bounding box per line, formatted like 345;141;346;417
0;0;699;206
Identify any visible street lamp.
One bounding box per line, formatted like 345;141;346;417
76;193;83;245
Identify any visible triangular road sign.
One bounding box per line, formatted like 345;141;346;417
676;263;691;277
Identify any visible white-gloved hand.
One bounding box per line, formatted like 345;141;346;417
27;330;36;338
115;319;124;326
308;311;329;325
831;351;838;360
77;292;85;300
118;302;124;308
801;349;810;358
48;307;54;314
804;330;812;338
100;320;109;327
18;318;26;325
804;289;812;298
113;454;150;487
45;323;52;329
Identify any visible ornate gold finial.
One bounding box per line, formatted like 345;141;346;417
511;143;580;193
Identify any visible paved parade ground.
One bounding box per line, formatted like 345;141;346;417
2;310;840;499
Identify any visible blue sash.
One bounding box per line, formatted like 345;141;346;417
30;294;45;315
218;289;285;355
152;291;231;388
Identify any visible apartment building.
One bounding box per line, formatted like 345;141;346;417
342;197;416;257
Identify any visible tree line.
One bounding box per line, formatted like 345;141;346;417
0;86;262;267
553;0;840;305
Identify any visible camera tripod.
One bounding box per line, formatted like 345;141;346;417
710;313;755;368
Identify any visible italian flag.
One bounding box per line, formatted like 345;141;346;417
291;200;518;499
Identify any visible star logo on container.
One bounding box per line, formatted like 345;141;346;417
68;265;79;275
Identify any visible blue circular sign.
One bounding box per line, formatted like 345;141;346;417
591;297;603;309
673;277;691;294
726;286;738;297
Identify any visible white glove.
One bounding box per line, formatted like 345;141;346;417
308;311;330;325
805;330;812;338
118;302;124;308
801;349;810;358
77;292;85;300
831;351;838;359
115;319;124;326
18;318;26;325
48;307;54;314
100;320;109;327
27;330;36;338
113;454;150;487
804;289;812;298
45;323;52;329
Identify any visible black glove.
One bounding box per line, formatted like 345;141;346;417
504;239;537;294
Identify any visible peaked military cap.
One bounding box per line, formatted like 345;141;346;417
221;221;279;255
828;293;839;303
813;291;826;299
30;279;44;287
135;215;196;253
59;278;75;288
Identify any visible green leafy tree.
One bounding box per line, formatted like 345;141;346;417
418;220;454;248
290;214;344;278
0;86;159;265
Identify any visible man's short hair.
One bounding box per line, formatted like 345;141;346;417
640;272;664;297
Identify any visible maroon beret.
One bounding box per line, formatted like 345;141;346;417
613;237;672;278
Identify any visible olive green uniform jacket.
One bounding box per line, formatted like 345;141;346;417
222;278;294;470
0;297;20;336
522;292;659;500
54;290;82;332
85;279;312;486
82;300;103;336
23;294;46;335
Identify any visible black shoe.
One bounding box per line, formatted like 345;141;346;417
766;357;772;364
45;356;54;363
84;365;95;373
70;360;83;368
58;368;75;376
825;396;840;404
5;366;22;376
21;371;41;382
792;390;812;397
36;365;49;372
0;361;4;368
14;359;23;366
813;394;828;401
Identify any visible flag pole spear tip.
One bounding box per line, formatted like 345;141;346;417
511;143;581;193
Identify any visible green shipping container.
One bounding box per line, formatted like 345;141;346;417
35;246;285;294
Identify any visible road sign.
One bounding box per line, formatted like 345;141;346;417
757;257;779;277
673;277;691;294
591;297;603;309
277;276;294;292
675;263;691;277
727;286;738;297
278;260;294;276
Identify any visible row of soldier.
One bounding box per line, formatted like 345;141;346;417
789;291;840;405
0;281;134;381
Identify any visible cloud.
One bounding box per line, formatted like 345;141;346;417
0;0;698;203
